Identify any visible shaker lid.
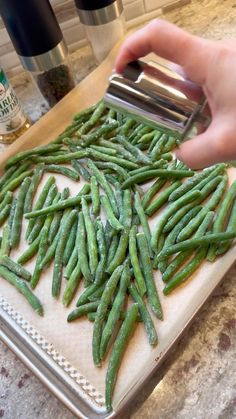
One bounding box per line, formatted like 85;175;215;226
0;0;63;57
75;0;116;10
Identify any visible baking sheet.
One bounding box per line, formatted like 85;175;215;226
0;44;236;418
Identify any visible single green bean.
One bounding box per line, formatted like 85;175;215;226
98;138;136;162
68;301;100;321
10;177;31;248
129;283;157;346
92;265;123;366
0;265;43;316
78;101;106;135
156;231;236;261
90;176;100;216
78;212;92;285
82;198;98;275
25;184;90;218
88;147;138;170
71;159;91;181
0;255;31;281
17;235;41;265
137;233;163;320
95;218;107;285
48;188;69;243
82;121;119;147
24;164;44;213
5;144;62;169
0;225;11;257
0;191;13;213
0;204;11;226
142;179;166;209
117;135;151;164
146;181;182;216
93;161;129;181
45;164;80;181
134;192;152;256
129;225;146;297
63;215;78;266
62;261;82;307
105;303;139;412
52;209;77;297
101;195;124;231
0;165;18;191
106;230;129;274
33;150;88;164
121;169;194;189
0;170;33;202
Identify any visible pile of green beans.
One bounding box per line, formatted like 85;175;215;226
0;99;235;412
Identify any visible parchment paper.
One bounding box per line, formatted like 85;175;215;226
0;44;236;414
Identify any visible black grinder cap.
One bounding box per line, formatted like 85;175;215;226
0;0;63;57
75;0;116;10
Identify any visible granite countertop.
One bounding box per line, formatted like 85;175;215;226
0;1;236;418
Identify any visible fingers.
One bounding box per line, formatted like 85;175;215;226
115;19;209;83
175;118;236;169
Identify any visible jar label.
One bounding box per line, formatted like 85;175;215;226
0;69;26;134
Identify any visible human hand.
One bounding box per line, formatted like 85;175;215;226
115;19;236;169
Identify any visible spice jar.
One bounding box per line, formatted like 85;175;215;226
75;0;125;64
0;67;31;144
0;0;75;108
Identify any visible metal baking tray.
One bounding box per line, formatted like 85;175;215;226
0;48;236;419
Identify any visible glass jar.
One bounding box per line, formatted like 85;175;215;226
0;67;31;144
75;0;126;64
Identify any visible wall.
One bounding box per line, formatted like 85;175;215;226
0;0;189;77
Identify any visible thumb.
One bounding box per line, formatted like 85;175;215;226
175;120;236;169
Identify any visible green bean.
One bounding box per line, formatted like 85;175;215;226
24;164;44;213
17;235;41;265
82;121;119;147
44;164;80;181
88;147;138;170
25;184;90;218
88;283;106;301
0;255;31;281
10;177;31;248
25;176;56;238
68;301;100;321
30;225;49;289
168;166;218;202
117;135;151;164
90;145;118;156
71;159;91;181
137;233;163;319
106;230;129;274
156;231;236;261
0;265;43;316
98;139;136;162
52;209;77;297
106;234;119;267
90;176;100;216
147;131;163;153
121;169;194;189
129;160;168;177
95;218;107;285
137;130;156;144
78;101;106;135
39;228;60;270
0;204;11;226
0;170;33;202
93;161;129;181
27;183;58;244
101;195;124;231
105;303;139;412
0;191;13;213
0;165;18;191
129;225;146;297
48;188;69;243
132;126;153;144
216;196;236;255
92;265;123;366
164;206;202;248
134;192;152;256
208;180;236;261
162;136;177;153
33;150;88;164
100;261;130;359
5;144;62;169
121;189;132;229
162;211;214;282
128;123;145;141
163;247;207;295
129;283;157;346
0;225;11;257
64;216;81;278
87;160;118;217
142;179;166;210
78;212;92;285
73;102;98;122
119;117;136;135
192;163;226;191
151;190;201;252
81;198;98;275
63;215;78;266
150;133;168;159
62;261;82;307
53;122;83;144
177;176;227;242
76;281;104;306
146;181;182;217
163;202;201;234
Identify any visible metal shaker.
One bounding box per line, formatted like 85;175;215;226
104;59;210;140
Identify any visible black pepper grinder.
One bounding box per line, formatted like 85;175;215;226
0;0;75;107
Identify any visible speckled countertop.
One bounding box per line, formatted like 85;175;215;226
0;1;236;418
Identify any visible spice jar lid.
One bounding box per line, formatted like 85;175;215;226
75;0;123;25
0;0;63;57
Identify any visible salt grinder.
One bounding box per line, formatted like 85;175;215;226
104;60;210;140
